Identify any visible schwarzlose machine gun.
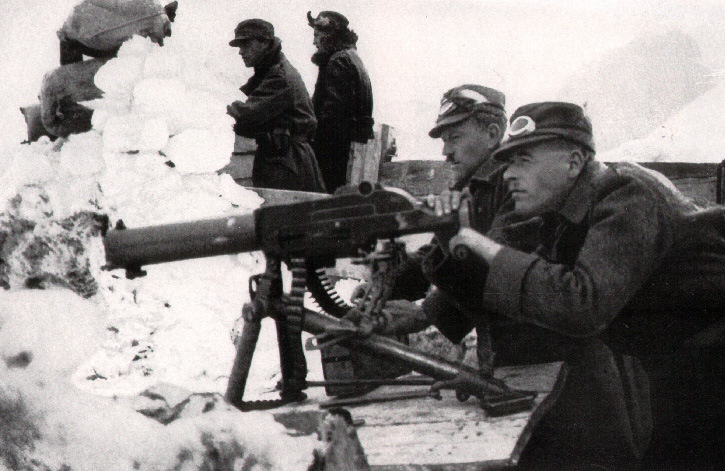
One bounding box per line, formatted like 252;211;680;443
103;183;536;415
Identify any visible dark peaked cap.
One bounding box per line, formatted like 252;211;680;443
493;102;595;161
229;19;274;46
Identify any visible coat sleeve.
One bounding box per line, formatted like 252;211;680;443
229;69;294;137
484;180;673;337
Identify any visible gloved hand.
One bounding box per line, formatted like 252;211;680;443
227;101;244;119
343;300;428;336
232;119;245;136
381;300;429;335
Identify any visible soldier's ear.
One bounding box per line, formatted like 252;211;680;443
485;123;503;148
567;148;587;179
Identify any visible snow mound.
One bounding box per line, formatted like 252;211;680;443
602;79;725;163
559;30;713;153
91;35;237;173
0;290;317;471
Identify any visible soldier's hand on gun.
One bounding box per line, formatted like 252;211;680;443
425;189;462;217
449;227;502;263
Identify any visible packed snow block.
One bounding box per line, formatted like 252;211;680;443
19;104;55;143
40;59;107;138
57;0;175;55
163;129;235;174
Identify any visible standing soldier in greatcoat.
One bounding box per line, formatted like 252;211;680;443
227;19;326;192
308;11;374;193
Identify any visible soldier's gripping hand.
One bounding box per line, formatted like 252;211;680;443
380;300;430;335
425;189;463;217
449;227;502;263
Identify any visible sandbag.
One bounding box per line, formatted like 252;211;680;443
19;104;56;143
40;59;106;137
57;0;174;52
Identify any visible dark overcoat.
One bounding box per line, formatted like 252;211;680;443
229;39;325;192
312;47;374;193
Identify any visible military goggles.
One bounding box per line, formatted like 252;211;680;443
438;88;494;118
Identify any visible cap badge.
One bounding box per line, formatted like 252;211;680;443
509;115;536;136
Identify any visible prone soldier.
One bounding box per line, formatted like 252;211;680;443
432;102;725;469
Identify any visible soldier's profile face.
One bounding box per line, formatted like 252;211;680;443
313;29;326;51
503;141;572;217
439;118;494;180
237;38;268;67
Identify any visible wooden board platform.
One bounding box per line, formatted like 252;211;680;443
272;362;566;470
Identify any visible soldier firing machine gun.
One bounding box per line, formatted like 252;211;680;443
103;183;536;416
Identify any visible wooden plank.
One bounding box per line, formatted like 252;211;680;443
272;362;566;470
348;139;383;186
348;124;398;186
639;162;719;204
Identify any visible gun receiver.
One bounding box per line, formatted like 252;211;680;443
103;183;462;275
102;183;534;414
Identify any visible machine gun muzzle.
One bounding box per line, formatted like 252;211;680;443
103;214;260;277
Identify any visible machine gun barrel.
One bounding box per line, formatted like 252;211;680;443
103;213;260;271
103;184;464;275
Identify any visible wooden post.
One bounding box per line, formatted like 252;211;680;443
347;124;397;186
218;135;256;186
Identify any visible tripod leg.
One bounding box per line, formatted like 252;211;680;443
276;258;308;401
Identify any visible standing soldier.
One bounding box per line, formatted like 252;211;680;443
308;11;374;193
227;19;326;192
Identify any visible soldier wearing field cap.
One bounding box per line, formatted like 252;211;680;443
442;101;725;469
307;10;374;193
227;19;325;193
364;85;541;380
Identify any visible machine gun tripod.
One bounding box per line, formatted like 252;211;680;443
102;183;537;416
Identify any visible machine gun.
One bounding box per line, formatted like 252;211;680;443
103;183;536;415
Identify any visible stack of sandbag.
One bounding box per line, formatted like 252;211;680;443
21;0;178;142
58;0;177;62
39;58;107;138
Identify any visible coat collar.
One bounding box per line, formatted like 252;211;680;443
469;157;506;184
554;160;604;224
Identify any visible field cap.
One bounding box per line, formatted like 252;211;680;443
429;84;506;138
493;102;595;160
229;19;274;46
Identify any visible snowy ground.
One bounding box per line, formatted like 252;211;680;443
1;1;724;470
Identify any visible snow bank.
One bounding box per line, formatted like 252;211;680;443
559;30;714;153
90;35;237;174
0;290;317;471
601;79;725;163
0;5;321;468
